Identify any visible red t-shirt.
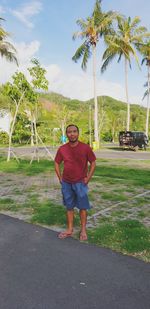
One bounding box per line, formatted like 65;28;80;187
55;141;96;183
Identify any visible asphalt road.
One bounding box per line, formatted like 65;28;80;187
0;146;150;160
0;214;150;309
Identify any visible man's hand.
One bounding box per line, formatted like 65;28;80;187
83;161;96;185
83;177;89;185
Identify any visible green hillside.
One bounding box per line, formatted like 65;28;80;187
37;92;148;144
0;91;148;145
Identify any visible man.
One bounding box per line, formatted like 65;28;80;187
54;124;96;241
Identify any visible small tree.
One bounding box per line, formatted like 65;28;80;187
2;72;35;161
27;59;53;162
27;59;48;148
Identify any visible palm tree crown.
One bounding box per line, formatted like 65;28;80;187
0;17;18;65
72;0;116;70
101;16;149;72
101;15;150;131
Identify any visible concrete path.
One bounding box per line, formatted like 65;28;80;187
0;214;150;309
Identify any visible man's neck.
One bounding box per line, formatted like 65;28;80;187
69;140;79;147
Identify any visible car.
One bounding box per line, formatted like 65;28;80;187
119;131;149;150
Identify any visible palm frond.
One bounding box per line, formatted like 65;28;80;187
130;16;141;29
72;42;89;63
142;89;148;100
72;31;87;41
81;45;91;70
76;18;88;31
101;53;116;73
141;57;147;65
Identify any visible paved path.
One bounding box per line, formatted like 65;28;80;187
0;146;150;160
0;214;150;309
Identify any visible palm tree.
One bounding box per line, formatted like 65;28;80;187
0;17;18;64
138;41;150;137
72;0;117;148
101;16;150;131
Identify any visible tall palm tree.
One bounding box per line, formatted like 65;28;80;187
101;16;150;131
72;0;117;147
0;17;18;64
138;41;150;137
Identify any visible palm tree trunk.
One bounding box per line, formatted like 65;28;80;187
89;104;92;147
125;57;130;131
145;65;150;137
92;45;99;147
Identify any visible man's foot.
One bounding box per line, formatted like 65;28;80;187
79;231;88;241
58;230;73;239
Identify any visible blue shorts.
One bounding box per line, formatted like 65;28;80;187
61;181;91;210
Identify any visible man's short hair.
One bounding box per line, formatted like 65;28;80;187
66;124;79;134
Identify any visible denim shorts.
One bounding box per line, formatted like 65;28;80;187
61;180;91;210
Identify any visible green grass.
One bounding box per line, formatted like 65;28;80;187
93;165;150;186
0;157;54;175
88;220;150;262
0;198;18;211
31;200;80;226
101;192;128;202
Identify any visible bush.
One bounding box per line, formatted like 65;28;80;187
0;131;9;144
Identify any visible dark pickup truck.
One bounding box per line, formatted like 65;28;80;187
119;131;148;150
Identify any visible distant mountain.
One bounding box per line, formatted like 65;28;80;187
38;92;148;143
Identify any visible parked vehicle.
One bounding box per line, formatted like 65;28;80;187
119;131;148;150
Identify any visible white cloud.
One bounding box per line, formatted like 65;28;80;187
0;38;143;106
45;68;126;102
11;1;42;28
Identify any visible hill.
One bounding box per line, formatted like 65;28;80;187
37;92;148;143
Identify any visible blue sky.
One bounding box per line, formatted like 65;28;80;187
0;0;150;108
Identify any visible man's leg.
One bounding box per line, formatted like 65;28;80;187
67;209;74;233
58;209;74;239
79;209;88;241
58;181;75;239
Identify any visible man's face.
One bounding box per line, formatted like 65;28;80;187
66;126;79;143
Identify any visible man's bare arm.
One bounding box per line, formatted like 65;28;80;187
84;161;96;184
55;162;62;183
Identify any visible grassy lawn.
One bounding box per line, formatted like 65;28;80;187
0;157;54;175
0;156;149;262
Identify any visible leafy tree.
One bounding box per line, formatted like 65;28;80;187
28;58;49;162
72;0;117;147
0;17;18;64
2;72;35;161
101;16;150;131
12;114;31;144
0;131;9;144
